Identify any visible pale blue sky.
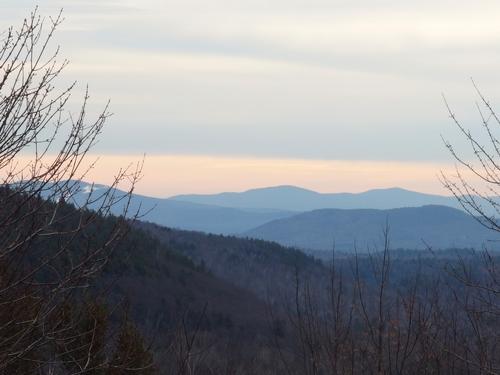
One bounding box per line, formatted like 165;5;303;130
2;1;500;194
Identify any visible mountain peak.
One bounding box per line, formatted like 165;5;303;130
243;185;318;194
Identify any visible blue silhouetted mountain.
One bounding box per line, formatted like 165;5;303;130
169;185;465;212
35;181;500;250
48;181;294;234
244;205;500;253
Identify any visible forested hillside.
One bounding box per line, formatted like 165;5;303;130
135;221;324;299
0;185;283;372
246;205;500;252
6;181;500;374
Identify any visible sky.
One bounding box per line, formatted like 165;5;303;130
2;1;500;197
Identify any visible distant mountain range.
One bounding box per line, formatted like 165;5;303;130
245;205;500;252
39;181;500;251
60;181;294;234
170;185;464;212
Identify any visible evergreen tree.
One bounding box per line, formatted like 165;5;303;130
110;322;156;375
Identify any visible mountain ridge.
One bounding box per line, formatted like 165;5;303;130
39;181;500;250
37;180;295;234
244;204;500;253
169;185;463;212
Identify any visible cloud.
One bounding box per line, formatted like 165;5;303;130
2;0;500;164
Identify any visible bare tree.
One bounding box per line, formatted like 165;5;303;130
0;8;144;373
441;81;500;232
439;82;500;374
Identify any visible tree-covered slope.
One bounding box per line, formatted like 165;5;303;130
135;221;325;300
245;205;500;252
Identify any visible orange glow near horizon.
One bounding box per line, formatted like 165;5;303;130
54;154;457;198
8;154;461;198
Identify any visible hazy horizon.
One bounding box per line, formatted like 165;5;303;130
56;153;460;198
2;1;498;196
